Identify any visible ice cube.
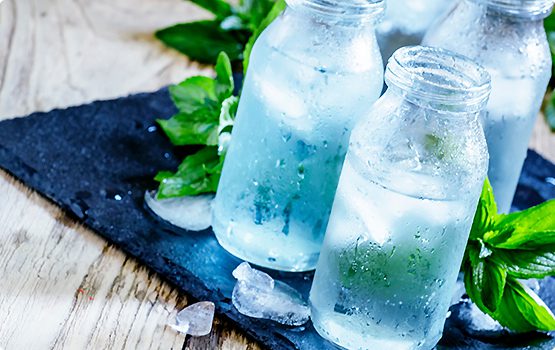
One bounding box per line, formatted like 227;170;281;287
170;301;215;336
232;262;275;290
231;263;310;326
144;190;213;231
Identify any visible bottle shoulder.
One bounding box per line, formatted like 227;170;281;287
251;10;383;74
423;2;552;77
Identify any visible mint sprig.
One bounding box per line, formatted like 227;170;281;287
155;0;281;64
155;52;236;199
155;3;285;199
463;178;555;332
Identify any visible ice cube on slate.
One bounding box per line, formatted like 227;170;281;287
170;301;215;336
233;262;275;290
231;263;310;326
144;190;213;231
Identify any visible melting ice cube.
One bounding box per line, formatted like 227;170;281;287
170;301;215;336
231;263;310;326
144;190;213;231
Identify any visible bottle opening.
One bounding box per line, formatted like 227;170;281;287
286;0;385;22
385;46;492;112
474;0;554;19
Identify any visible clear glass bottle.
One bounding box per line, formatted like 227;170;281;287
423;0;553;213
377;0;456;64
211;0;385;272
309;46;491;350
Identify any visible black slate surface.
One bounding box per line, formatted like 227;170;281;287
0;88;554;350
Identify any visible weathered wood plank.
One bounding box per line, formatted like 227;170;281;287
0;0;260;349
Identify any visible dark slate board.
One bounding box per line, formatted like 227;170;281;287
0;89;554;350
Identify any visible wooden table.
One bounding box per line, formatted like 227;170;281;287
0;1;554;349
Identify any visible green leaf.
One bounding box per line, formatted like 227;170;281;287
491;247;555;279
465;245;506;312
243;0;286;74
469;178;498;241
466;272;555;332
188;0;233;19
154;171;174;182
156;147;223;198
169;76;219;114
157;112;219;146
500;279;555;332
485;199;555;250
237;0;277;30
544;90;555;132
155;20;244;64
491;279;543;333
218;96;239;154
214;52;234;102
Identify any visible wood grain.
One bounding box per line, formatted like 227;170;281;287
0;0;259;349
0;0;554;349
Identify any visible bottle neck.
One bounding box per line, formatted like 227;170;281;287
469;0;554;21
385;46;491;114
285;0;385;25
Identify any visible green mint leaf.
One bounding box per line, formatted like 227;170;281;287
423;134;456;160
491;278;544;333
169;76;219;114
237;0;277;30
485;199;555;250
544;90;555;132
156;147;222;199
502;279;555;332
243;0;286;74
215;52;234;102
155;20;244;64
465;270;555;332
491;247;555;279
469;178;498;241
154;171;174;182
465;245;506;312
218;96;239;154
188;0;233;19
157;112;219;146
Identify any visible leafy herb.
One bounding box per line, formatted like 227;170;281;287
156;0;281;65
243;0;286;73
155;21;246;64
462;179;555;332
155;52;235;199
543;13;555;131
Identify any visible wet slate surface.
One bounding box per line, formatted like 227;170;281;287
0;88;554;350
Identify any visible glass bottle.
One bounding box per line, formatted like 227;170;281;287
309;46;491;350
212;0;385;272
376;0;456;64
423;0;553;213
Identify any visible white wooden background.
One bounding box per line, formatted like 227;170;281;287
0;0;554;349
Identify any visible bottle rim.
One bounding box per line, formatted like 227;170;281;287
473;0;554;19
385;46;492;112
285;0;385;21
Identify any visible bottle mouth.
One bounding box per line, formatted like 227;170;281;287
385;46;492;113
475;0;554;19
286;0;385;22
